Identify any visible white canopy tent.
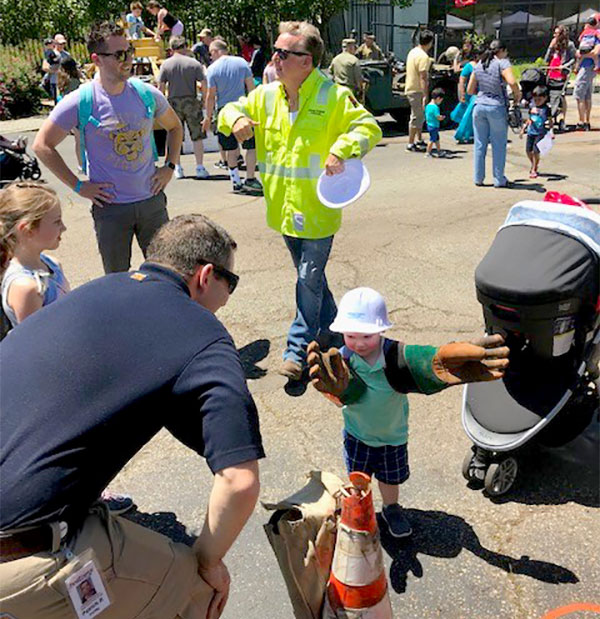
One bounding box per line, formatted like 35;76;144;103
446;14;474;30
558;8;599;27
493;11;552;28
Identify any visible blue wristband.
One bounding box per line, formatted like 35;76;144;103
74;180;83;194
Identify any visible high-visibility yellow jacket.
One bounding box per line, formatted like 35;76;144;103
218;68;382;239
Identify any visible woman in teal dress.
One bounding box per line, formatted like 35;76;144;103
451;49;479;144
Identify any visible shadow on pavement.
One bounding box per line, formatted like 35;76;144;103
284;375;309;397
488;414;599;508
238;338;270;379
379;120;408;138
538;172;568;182
505;180;547;193
379;508;579;595
123;509;196;546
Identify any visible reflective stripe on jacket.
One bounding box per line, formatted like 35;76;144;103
218;68;382;239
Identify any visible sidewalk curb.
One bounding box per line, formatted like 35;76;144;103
0;115;47;134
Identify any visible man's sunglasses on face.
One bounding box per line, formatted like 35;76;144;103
96;46;135;62
273;47;311;61
198;260;239;294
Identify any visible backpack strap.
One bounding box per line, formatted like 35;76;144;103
77;79;159;174
129;78;159;162
382;338;420;394
77;82;101;174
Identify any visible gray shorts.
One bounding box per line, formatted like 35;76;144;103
574;66;595;101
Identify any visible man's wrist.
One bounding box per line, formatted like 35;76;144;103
164;161;176;171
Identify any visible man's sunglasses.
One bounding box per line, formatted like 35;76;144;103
198;260;239;294
273;47;311;61
96;46;135;62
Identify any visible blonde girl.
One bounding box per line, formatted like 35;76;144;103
0;182;70;328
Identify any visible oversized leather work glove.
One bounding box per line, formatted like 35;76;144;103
307;341;349;401
432;334;509;385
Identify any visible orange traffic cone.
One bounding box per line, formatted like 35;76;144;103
322;472;393;618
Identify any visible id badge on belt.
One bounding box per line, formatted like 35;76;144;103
57;547;112;619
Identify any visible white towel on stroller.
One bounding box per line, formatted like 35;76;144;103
501;200;600;258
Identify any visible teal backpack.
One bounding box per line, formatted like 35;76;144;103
77;78;159;173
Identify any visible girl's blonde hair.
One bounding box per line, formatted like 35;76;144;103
0;182;60;269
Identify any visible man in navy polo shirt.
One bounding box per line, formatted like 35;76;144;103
0;214;264;619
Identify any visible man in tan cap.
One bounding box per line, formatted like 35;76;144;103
192;27;214;66
329;38;364;97
357;32;383;60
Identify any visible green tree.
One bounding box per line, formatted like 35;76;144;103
1;0;415;49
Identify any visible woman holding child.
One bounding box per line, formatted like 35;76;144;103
544;26;576;128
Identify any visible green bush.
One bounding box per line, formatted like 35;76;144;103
0;55;43;120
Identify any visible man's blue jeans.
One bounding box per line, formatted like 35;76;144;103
473;104;509;187
283;235;338;365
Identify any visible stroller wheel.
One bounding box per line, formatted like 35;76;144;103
462;450;476;481
484;457;518;496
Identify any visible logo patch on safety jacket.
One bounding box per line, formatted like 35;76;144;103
293;213;305;232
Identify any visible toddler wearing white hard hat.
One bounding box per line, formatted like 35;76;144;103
329;287;415;537
319;287;509;538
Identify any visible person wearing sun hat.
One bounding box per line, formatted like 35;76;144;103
307;286;510;538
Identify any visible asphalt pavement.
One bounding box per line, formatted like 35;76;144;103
2;98;599;619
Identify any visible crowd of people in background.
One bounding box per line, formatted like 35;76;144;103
31;13;600;192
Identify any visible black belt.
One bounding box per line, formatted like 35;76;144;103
0;521;70;563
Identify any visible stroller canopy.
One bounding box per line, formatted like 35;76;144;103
475;201;600;305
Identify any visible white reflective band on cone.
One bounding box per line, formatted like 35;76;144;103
322;593;393;618
331;524;384;586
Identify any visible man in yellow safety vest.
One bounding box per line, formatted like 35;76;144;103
218;21;382;381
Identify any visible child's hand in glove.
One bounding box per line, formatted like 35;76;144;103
307;341;349;397
432;334;509;385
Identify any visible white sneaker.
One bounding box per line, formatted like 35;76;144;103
195;164;209;179
174;164;184;179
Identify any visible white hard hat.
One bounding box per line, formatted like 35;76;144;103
330;287;392;334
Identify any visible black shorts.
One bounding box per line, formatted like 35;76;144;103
217;131;255;152
526;133;542;154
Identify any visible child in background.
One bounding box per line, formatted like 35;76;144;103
0;183;70;329
0;182;134;514
57;56;83;99
126;1;155;39
307;287;508;538
425;88;446;158
57;57;85;169
520;85;552;178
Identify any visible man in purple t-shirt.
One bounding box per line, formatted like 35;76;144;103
33;21;183;273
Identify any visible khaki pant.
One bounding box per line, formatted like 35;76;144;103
406;91;425;130
0;505;213;618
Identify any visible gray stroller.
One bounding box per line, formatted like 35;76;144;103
462;200;600;496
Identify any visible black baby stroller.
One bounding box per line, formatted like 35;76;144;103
0;135;42;187
519;67;570;133
546;71;571;133
519;67;547;103
461;199;600;496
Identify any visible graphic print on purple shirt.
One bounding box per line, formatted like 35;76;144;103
49;79;169;203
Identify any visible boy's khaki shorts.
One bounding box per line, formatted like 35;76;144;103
0;505;213;618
